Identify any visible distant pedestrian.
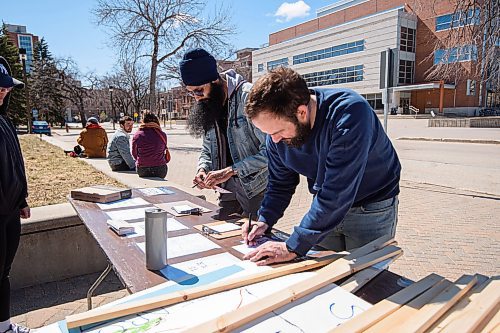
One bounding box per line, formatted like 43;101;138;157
0;56;31;333
75;117;108;158
107;116;135;171
132;113;170;178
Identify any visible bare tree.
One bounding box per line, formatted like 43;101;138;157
93;0;235;114
423;0;499;106
55;58;90;127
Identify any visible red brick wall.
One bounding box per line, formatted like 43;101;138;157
345;0;378;22
295;19;319;37
270;0;406;45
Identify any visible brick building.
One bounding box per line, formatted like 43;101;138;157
253;0;495;116
5;24;39;73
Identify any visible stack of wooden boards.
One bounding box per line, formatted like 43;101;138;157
331;272;499;333
64;235;498;332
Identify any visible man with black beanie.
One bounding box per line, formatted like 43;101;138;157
179;48;268;218
0;56;31;333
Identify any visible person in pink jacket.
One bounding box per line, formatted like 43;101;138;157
132;113;169;178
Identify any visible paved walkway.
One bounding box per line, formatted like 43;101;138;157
12;119;500;329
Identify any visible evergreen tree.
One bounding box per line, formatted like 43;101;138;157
31;38;65;125
0;24;27;126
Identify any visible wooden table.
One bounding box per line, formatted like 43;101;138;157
68;186;407;309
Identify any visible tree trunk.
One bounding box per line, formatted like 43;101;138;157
149;59;158;114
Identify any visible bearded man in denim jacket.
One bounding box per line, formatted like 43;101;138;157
180;48;268;218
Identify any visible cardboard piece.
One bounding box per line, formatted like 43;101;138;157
71;185;132;203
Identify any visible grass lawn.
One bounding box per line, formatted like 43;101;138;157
19;135;124;207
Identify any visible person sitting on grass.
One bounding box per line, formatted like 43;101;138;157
75;117;108;158
107;116;136;171
132;113;170;178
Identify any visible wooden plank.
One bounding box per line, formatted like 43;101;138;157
364;278;453;333
66;253;341;328
426;274;490;333
387;274;478;333
182;245;402;333
343;234;395;260
330;273;444;333
439;277;500;333
340;255;399;293
480;307;500;333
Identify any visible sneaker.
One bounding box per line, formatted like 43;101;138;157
4;323;30;333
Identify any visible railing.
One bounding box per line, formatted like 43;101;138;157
409;105;419;118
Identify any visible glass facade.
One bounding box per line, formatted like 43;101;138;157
18;35;34;72
434;45;478;64
398;60;414;84
302;65;363;87
293;40;364;65
267;58;288;70
400;27;416;53
361;93;383;110
435;9;480;31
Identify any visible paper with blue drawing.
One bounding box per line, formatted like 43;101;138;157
61;272;371;332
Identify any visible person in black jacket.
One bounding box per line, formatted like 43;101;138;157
0;56;31;333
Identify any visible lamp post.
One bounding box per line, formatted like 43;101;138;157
19;48;31;133
109;86;115;130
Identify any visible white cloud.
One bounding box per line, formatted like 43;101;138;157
274;1;311;23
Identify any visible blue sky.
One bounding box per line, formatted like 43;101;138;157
2;0;334;76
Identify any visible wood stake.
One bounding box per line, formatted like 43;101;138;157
330;273;444;333
387;274;477;333
439;277;500;333
364;278;453;333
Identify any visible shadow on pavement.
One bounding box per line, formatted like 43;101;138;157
10;271;124;317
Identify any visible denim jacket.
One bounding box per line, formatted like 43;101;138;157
197;70;268;199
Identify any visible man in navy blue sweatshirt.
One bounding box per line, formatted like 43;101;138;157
242;67;401;266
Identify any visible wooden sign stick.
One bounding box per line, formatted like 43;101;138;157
182;244;402;333
388;274;478;333
67;235;395;329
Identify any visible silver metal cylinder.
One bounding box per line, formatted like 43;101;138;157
145;208;168;270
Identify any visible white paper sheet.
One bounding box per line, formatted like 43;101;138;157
209;223;241;233
96;197;151;210
137;187;175;196
232;236;274;255
137;233;221;259
105;207;153;221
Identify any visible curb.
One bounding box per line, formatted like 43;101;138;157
396;137;500;145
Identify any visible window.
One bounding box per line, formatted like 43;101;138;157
400;27;416;53
466;79;476;95
18;35;34;72
436;9;480;31
361;93;383;110
257;63;264;72
302;65;363;87
398;60;414;84
267;58;288;70
293;40;364;65
434;45;478;64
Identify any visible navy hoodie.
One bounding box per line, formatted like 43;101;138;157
258;88;401;256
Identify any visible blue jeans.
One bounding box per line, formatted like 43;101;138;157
316;196;399;252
